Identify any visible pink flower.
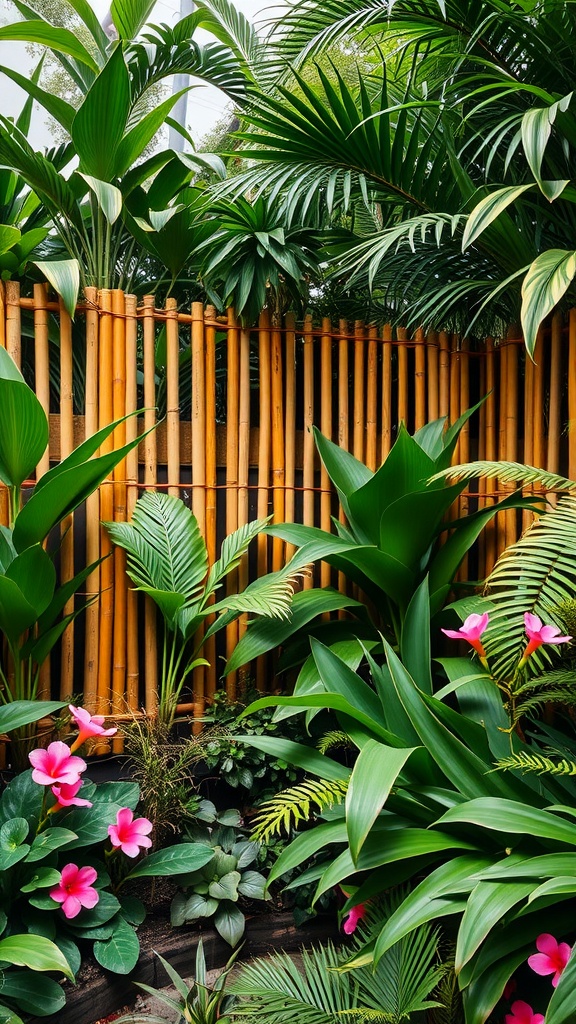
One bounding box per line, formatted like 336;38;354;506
50;779;93;811
68;705;117;752
49;864;99;919
505;1001;545;1024
441;612;490;659
108;807;153;858
342;901;367;935
28;741;87;787
528;933;572;988
520;614;572;665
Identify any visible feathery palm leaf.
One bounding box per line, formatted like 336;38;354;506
205;518;270;595
430;461;576;492
495;750;576;777
251;778;349;841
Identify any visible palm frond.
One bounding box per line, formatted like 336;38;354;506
495;750;576;777
430;461;576;491
482;496;576;679
251;778;349;841
336;1012;396;1022
510;689;576;723
205;517;269;596
317;730;354;755
213;564;309;620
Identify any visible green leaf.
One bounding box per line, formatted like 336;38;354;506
0;20;99;72
0;65;76;134
214;902;245;946
521;249;576;358
67;891;121;929
119;895;146;926
0;374;48;488
58;804;123;848
0;770;42;830
346;741;417;862
111;0;157;38
0;817;28;849
0;972;66;1016
436;798;576;845
455;880;534;972
123;843;214;882
0;934;74;980
462;184;534;250
72;46;130;180
546;945;576;1024
0;700;66;736
25;827;78;862
78;174;122;225
237;870;268;899
93;917;140;974
0;225;20;255
31;259;80;320
267;820;347;886
209;870;241;901
20;866;61;892
400;578;432;693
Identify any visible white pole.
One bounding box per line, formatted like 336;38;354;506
169;0;194;152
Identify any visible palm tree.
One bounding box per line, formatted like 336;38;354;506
219;0;576;350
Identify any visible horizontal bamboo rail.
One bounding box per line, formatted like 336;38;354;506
0;283;571;735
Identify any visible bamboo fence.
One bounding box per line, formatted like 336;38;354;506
0;282;572;728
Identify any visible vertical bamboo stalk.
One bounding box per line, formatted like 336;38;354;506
302;315;314;589
204;306;217;705
84;287;100;712
396;326;409;427
427;331;439;422
547;313;562;506
366;325;378;470
33;283;52;701
456;339;470;579
97;289;114;724
320;317;332;588
484;338;497;575
256;310;272;690
337;319;349;604
353;321;365;461
284;313;297;560
381;325;392;461
166;298;180;499
6;280;21;368
190;301;206;711
125;294;139;715
225;309;240;700
496;339;509;559
414;327;426;431
505;334;519;549
143;295;158;717
477;346;487;576
111;290;127;745
450;335;461;460
568;311;576;482
237;327;251;628
439;331;450;419
58;298;75;701
532;330;545;476
270;317;285;572
522;338;535;532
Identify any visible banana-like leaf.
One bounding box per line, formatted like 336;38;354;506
111;0;157;38
0;20;99;72
0;64;76;134
0;359;48;489
462;184;534;250
32;259;80;319
78;175;122;225
346;741;418;863
71;46;130;181
455;880;535;973
521;249;576;358
0;699;66;730
436;798;576;846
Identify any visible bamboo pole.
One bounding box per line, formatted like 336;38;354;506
484;338;497;575
568;311;576;483
427;331;439;423
96;289;114;728
546;313;562;506
414;327;426;431
237;327;251;629
190;301;206;714
338;319;349;605
58;297;75;701
457;338;470;578
142;295;158;717
256;310;272;690
111;290;127;746
504;334;519;549
353;321;365;461
124;294;139;715
522;336;535;532
84;287;100;712
396;326;409;427
366;325;378;470
449;335;460;461
496;339;509;560
532;330;545;479
302;315;314;589
270;317;285;572
34;284;51;478
381;325;392;461
225;309;240;700
477;346;487;576
439;331;450;419
320;317;332;588
6;281;21;368
166;298;180;499
284;312;297;561
204;306;217;706
0;280;5;349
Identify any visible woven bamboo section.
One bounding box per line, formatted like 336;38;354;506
0;282;571;723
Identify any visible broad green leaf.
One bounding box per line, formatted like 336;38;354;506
0;347;24;384
462;184;533;250
0;376;48;488
0;21;99;72
401;578;432;693
237;870;268;899
437;798;576;846
0;576;38;644
463;949;532;1024
78;174;122;225
267;820;347;886
521;249;576;358
67;891;121;929
234;734;350;782
0;934;74;979
93;917;139;974
20;867;61;892
313;426;372;503
31;259;80;320
0;700;66;736
0;225;20;255
114;88;190;176
71;46;130;180
0;65;75;134
58;803;124;848
111;0;157;38
25;828;79;862
455;880;534;971
0;972;66;1016
123;843;214;882
6;544;55;617
214;902;245;946
209;870;241;901
346;741;418;862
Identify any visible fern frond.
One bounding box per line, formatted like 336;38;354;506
251;778;349;841
317;730;354;755
430;461;576;491
512;690;576;724
495;751;576;776
427;962;463;1024
514;669;576;696
336;1012;397;1022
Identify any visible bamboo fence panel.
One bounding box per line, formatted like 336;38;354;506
0;284;574;726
